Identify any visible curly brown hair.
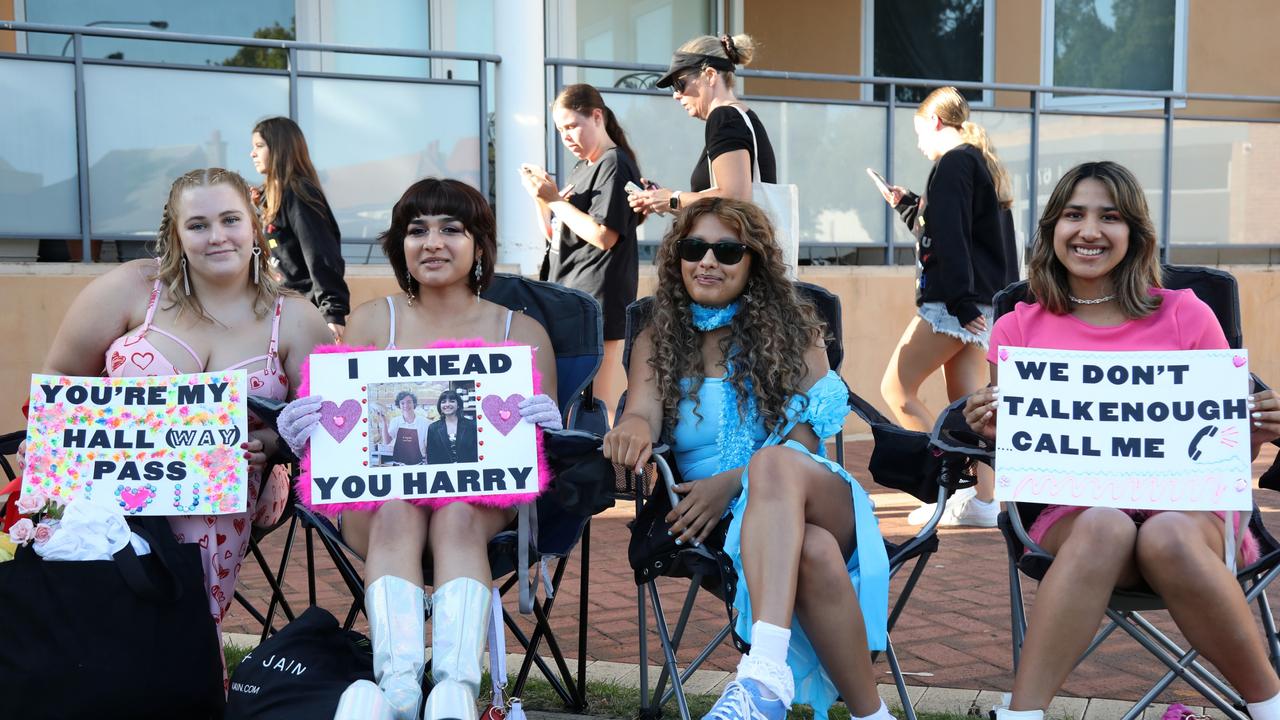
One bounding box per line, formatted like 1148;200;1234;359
648;197;825;434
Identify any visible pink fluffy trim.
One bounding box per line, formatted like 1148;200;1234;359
294;338;551;516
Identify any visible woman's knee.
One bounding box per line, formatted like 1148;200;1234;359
366;501;428;552
797;525;846;593
745;447;804;503
1059;507;1137;556
428;502;499;548
1135;512;1211;571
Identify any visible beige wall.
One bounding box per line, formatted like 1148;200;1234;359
993;0;1040;109
4;263;1279;438
742;0;861;101
0;0;15;53
1184;0;1280;118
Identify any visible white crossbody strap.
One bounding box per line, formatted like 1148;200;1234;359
707;105;761;186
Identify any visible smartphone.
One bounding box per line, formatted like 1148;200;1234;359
865;167;892;198
624;181;644;195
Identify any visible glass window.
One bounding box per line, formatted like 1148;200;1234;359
82;64;288;236
865;0;992;104
0;58;79;236
1042;0;1186;108
552;0;716;89
19;0;295;67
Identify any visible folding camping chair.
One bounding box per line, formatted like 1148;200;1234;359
620;282;960;720
251;273;609;710
930;265;1280;720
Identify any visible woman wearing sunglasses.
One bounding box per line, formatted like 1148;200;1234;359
603;197;891;720
626;34;775;218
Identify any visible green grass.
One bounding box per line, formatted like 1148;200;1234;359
223;644;985;720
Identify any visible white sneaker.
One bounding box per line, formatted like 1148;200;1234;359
937;488;997;527
906;487;972;526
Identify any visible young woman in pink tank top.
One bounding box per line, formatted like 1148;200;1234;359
37;168;331;686
964;162;1280;720
278;179;561;720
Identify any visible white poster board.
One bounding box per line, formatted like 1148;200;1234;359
306;346;542;505
994;348;1253;511
23;371;249;515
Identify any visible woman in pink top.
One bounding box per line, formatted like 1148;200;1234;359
39;168;331;677
965;162;1280;720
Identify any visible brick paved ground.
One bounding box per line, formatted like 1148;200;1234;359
226;442;1280;705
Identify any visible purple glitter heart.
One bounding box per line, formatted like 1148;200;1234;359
319;400;362;444
481;393;526;436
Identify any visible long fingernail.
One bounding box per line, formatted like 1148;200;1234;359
1254;412;1263;419
666;530;673;537
675;539;683;546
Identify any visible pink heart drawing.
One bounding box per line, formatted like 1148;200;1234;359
482;394;526;436
998;348;1010;361
319;400;362;443
1233;355;1247;368
117;485;156;514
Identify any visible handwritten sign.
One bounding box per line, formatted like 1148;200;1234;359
306;346;542;505
23;372;249;515
995;348;1252;511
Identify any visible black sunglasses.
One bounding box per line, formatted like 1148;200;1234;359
671;70;699;94
677;238;750;265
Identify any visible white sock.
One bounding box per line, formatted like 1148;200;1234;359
852;699;893;720
995;709;1044;720
747;621;791;667
1249;691;1280;720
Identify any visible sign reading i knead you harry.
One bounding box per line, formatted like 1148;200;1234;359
306;346;542;505
994;348;1253;511
23;371;249;515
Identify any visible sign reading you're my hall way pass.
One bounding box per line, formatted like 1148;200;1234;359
23;372;249;516
305;345;543;507
994;348;1253;511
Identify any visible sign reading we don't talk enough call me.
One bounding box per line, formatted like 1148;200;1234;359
23;372;250;516
994;348;1254;512
306;346;543;505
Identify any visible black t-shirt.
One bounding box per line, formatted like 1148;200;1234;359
689;106;777;192
547;147;641;340
265;183;349;325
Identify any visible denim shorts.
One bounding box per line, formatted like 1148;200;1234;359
917;301;994;348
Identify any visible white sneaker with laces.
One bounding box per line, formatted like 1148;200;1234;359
907;487;973;526
937;487;997;527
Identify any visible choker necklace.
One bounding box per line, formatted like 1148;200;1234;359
690;301;739;331
1069;294;1116;305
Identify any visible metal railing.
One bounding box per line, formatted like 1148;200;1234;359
0;21;500;262
546;57;1280;265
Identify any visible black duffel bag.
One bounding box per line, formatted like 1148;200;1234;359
225;605;373;719
0;515;225;719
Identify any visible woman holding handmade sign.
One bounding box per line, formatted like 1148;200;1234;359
36;168;333;668
277;178;560;720
603;198;891;720
964;161;1280;720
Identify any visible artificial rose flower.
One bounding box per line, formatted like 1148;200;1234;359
15;491;45;515
8;518;34;545
33;521;56;545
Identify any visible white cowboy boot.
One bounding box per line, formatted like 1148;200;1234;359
334;575;425;720
333;679;396;720
422;577;490;720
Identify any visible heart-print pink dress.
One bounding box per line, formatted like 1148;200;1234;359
103;277;292;647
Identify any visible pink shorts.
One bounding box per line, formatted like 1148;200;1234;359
1027;505;1260;566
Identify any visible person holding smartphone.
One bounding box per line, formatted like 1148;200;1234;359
876;86;1018;527
519;83;641;414
627;33;774;217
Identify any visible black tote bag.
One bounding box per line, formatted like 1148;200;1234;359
0;515;224;719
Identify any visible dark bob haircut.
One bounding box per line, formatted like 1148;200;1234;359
436;389;463;416
380;178;497;297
